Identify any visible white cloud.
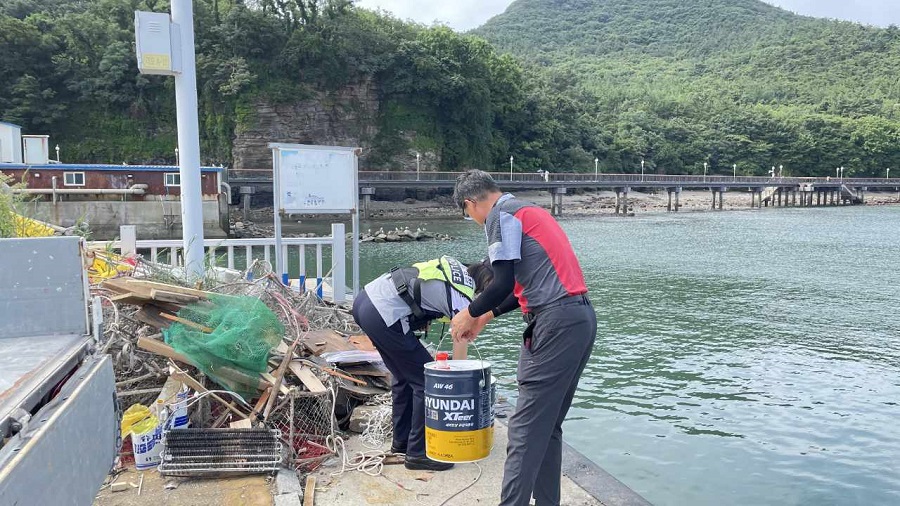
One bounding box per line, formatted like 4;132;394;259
353;0;513;31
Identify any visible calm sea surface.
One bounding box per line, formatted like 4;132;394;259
356;205;900;506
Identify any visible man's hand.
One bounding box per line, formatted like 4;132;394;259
451;309;494;343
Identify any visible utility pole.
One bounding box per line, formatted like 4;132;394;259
171;0;205;280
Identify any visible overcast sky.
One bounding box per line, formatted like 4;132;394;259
353;0;900;31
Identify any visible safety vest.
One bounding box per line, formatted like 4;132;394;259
390;256;476;329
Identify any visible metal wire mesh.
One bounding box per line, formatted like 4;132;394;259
267;386;338;472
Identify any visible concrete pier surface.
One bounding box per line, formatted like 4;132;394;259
93;418;649;506
306;416;649;506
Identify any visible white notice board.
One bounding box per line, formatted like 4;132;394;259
272;144;358;214
269;143;360;298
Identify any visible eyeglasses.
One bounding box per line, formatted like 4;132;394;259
462;199;475;221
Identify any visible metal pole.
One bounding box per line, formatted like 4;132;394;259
272;148;285;282
703;162;707;182
594;158;598;181
641;159;645;182
510;156;514;181
353;155;360;296
416;152;420;181
733;164;736;180
172;0;205;280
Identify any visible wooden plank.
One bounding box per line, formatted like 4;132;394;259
137;336;269;391
288;362;327;393
150;289;200;305
348;335;376;352
124;278;210;299
229;418;252;429
303;476;316;506
137;335;191;364
264;332;305;420
159;312;214;333
250;387;272;420
134;305;173;329
305;329;356;355
261;372;291;395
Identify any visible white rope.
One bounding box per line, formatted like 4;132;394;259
323;383;387;476
325;434;386;477
359;403;392;449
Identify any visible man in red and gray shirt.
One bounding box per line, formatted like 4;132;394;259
451;170;597;506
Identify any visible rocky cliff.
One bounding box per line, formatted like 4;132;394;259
231;81;380;178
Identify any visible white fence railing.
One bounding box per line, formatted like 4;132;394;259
89;224;348;302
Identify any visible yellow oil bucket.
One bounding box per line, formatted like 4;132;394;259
424;359;494;463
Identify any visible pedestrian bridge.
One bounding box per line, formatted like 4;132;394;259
229;171;900;216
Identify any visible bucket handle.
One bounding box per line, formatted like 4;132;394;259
436;329;490;391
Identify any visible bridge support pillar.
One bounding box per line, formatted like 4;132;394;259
614;187;630;216
791;190;796;206
711;189;717;210
817;191;821;206
777;189;783;207
667;189;673;212
674;187;681;212
361;187;376;218
239;186;255;222
550;187;566;216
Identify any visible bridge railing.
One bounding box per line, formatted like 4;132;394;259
88;224;348;301
357;171;900;186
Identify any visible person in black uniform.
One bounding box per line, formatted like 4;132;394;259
352;256;493;472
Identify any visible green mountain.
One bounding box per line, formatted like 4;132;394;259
474;0;900;176
3;0;899;177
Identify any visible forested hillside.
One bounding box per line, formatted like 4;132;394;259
475;0;900;176
2;0;899;176
0;0;564;171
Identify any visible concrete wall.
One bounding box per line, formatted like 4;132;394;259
23;200;226;240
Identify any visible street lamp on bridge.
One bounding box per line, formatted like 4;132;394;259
733;163;737;180
416;152;420;181
887;167;891;179
840;166;845;182
641;159;645;182
779;164;783;178
594;158;599;181
703;162;707;182
510;156;514;181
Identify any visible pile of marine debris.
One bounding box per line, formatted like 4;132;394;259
91;256;394;500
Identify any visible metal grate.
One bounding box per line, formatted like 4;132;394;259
158;428;282;476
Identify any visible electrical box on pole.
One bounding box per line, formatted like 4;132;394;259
134;3;205;281
135;11;181;76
